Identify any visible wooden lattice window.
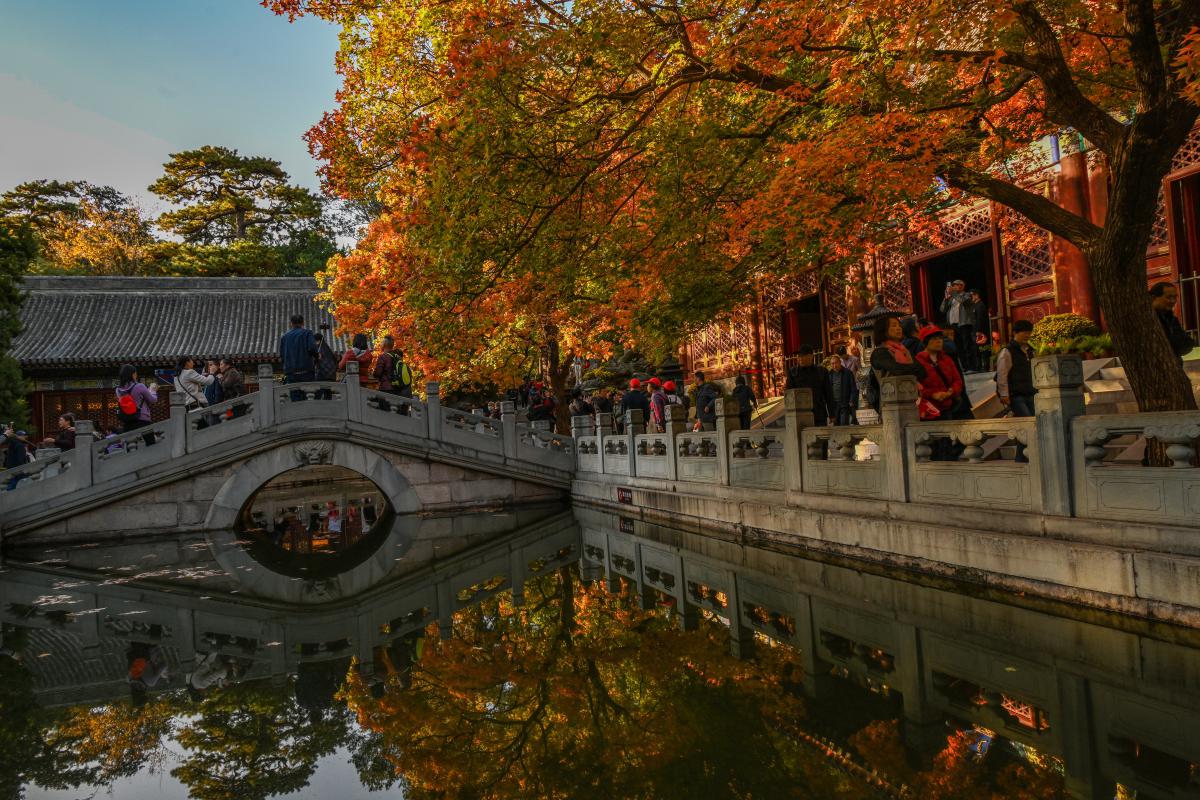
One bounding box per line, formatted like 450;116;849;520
877;243;913;312
910;201;992;261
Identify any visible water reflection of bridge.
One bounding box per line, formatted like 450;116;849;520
5;504;1199;800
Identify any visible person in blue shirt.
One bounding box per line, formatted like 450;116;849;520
280;315;318;380
280;314;319;400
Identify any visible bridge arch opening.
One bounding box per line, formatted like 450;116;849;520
236;464;395;578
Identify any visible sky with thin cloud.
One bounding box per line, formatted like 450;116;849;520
0;0;340;217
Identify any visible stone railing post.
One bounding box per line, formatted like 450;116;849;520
783;388;815;494
169;391;189;458
625;408;645;477
714;397;738;486
344;361;362;423
425;382;442;442
570;414;593;439
664;404;687;481
594;412;613;475
879;375;919;502
1033;353;1085;516
500;400;518;459
256;364;276;430
73;420;95;489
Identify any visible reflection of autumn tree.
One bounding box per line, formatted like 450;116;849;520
31;698;174;792
850;720;1067;800
344;568;860;799
0;653;42;799
171;679;350;800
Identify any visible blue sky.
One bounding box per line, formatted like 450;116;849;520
0;0;341;215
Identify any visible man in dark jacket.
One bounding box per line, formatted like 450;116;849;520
313;329;339;400
784;345;833;425
280;314;318;401
619;379;651;426
970;291;993;370
1151;282;1197;361
826;354;859;425
692;371;719;431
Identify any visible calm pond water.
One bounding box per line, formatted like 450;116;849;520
2;476;1198;799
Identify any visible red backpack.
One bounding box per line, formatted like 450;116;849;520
116;387;141;424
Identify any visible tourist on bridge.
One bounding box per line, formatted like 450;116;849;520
1151;281;1197;361
731;375;757;430
900;316;922;358
372;335;414;414
313;329;338;400
867;316;926;412
280;314;319;397
620;378;651;428
338;333;374;383
693;371;719;431
3;426;32;488
784;345;833;426
115;364;159;445
826;353;858;426
173;356;215;411
219;358;245;399
203;361;224;407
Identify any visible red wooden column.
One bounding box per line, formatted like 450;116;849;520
1056;152;1099;320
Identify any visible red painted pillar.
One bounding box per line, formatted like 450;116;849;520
1057;152;1100;320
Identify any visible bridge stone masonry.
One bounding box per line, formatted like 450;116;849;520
0;362;573;541
570;354;1200;627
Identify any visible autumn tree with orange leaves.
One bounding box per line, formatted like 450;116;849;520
270;0;1200;412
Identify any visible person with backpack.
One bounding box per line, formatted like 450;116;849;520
115;364;159;446
373;335;415;414
663;380;688;417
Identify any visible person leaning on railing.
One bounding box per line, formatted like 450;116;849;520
867;316;926;412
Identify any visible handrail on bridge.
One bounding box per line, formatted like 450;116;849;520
0;361;575;515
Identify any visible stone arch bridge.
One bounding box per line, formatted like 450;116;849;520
0;366;574;541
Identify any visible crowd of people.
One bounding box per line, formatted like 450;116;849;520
2;286;1195;480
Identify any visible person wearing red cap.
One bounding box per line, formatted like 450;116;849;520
649;380;668;432
619;377;651;425
916;325;972;459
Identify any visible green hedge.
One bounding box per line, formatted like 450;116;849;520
1030;313;1100;346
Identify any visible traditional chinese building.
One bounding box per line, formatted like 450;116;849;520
683;131;1200;396
11;276;343;436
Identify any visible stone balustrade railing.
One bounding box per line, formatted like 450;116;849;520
0;362;575;514
573;354;1200;528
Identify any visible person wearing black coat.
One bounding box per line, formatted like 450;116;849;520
1151;282;1197;360
825;355;859;425
619;379;651;425
784;345;834;426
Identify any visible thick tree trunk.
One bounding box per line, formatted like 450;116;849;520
1086;238;1196;412
1088;109;1199;413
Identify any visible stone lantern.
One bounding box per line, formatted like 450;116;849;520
850;293;908;425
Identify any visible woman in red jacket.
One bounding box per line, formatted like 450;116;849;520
916;325;973;459
338;333;374;385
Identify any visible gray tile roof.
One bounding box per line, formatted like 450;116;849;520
12;276;347;370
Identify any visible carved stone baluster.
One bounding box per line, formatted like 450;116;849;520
957;429;986;463
1143;423;1200;469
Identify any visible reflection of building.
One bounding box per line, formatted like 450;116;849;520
11;276;343;435
684;133;1200;395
